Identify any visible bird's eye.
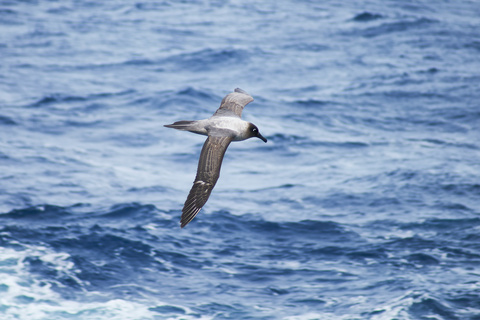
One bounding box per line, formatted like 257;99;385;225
252;127;257;132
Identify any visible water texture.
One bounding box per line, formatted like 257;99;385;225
1;1;480;319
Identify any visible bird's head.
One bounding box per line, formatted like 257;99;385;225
248;123;267;143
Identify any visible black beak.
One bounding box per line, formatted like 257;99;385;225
257;132;267;143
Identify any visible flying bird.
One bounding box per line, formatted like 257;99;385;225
165;88;267;228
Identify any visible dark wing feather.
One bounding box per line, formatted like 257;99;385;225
180;134;233;228
212;88;254;118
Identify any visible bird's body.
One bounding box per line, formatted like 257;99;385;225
164;88;267;228
166;117;252;140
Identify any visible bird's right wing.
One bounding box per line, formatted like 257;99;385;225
212;88;254;118
180;133;234;228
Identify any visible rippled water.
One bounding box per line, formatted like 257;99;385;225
1;1;480;319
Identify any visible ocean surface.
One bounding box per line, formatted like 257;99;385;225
1;1;480;319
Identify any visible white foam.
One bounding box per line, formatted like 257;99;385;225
0;246;207;320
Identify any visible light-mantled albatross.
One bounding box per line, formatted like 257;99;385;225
164;88;267;228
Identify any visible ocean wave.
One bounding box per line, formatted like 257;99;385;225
1;201;480;318
352;17;438;38
161;48;251;72
26;90;135;109
2;0;480;318
351;12;383;22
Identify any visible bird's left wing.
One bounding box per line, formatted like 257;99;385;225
180;132;234;228
212;88;254;118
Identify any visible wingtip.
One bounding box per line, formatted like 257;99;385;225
179;217;193;228
180;218;188;228
180;205;203;228
234;88;250;95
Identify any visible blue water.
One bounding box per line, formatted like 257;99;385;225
1;1;480;319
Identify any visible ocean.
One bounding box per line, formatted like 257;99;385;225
1;0;480;319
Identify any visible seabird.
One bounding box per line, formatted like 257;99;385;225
165;88;267;228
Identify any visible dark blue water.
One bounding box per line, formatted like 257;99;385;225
1;1;480;319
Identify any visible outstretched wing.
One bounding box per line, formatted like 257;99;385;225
180;133;233;228
212;88;254;118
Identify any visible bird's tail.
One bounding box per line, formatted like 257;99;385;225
164;120;197;130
